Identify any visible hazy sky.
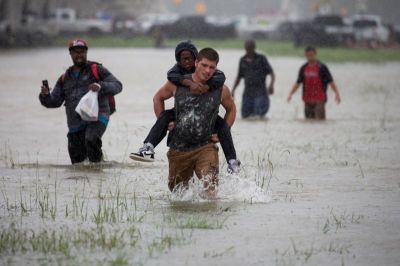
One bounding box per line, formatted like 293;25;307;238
161;0;400;24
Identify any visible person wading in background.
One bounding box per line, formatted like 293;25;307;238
287;46;341;120
39;39;122;164
232;39;275;119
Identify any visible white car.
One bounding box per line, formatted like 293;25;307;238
235;15;278;39
352;14;389;44
132;14;179;35
48;8;113;35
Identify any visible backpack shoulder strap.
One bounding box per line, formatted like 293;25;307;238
90;63;100;81
59;64;99;86
60;67;71;84
59;71;67;85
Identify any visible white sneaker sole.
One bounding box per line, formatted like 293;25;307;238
129;154;155;163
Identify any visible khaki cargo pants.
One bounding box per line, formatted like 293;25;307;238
305;102;326;120
167;143;219;192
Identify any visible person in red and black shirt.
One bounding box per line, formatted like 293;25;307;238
287;46;341;120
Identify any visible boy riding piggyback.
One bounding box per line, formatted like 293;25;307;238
130;41;240;174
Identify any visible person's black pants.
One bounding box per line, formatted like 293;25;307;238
67;122;106;164
213;116;237;163
144;109;237;163
144;109;175;149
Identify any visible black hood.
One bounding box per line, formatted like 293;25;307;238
175;41;198;62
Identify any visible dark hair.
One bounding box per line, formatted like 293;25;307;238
197;48;219;64
245;39;256;49
305;46;317;53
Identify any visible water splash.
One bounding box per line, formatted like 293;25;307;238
170;172;271;204
218;172;271;203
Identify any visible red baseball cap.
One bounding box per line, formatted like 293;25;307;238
68;39;88;51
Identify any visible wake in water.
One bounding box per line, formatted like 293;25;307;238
8;160;149;170
170;171;272;204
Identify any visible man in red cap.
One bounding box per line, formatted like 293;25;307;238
39;39;122;164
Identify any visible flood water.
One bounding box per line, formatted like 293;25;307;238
0;48;400;265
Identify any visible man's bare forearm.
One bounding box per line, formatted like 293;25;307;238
181;79;192;87
268;72;276;94
153;95;165;118
330;81;339;94
287;83;300;102
269;72;276;88
232;76;241;96
289;83;299;96
329;81;341;104
152;81;176;118
224;111;236;128
224;103;237;128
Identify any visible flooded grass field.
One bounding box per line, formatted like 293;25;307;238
0;48;399;265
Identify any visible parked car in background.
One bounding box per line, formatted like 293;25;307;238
293;15;354;47
269;21;296;41
394;25;400;44
235;15;277;39
47;8;113;35
132;13;179;35
351;14;389;45
149;15;236;39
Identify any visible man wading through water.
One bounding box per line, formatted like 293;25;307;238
232;39;275;119
130;41;240;174
39;39;122;164
152;48;236;197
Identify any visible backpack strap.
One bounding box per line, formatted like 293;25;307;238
90;63;116;114
60;64;99;84
60;73;66;83
90;64;100;81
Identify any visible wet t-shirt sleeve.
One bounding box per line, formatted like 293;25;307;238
167;64;185;86
238;58;245;79
320;64;333;84
264;56;273;75
208;69;226;90
297;65;305;84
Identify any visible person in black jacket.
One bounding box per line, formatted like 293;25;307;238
232;39;275;119
287;46;341;120
130;41;240;174
39;39;122;164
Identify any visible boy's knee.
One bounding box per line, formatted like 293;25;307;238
214;116;228;133
160;109;175;120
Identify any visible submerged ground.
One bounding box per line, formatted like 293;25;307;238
0;48;399;266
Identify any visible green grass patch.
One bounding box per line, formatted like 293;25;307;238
163;212;228;230
55;36;400;63
0;223;140;257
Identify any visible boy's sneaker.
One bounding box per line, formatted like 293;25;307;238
227;159;241;174
129;143;155;162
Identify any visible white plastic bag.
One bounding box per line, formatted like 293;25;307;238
75;91;99;121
